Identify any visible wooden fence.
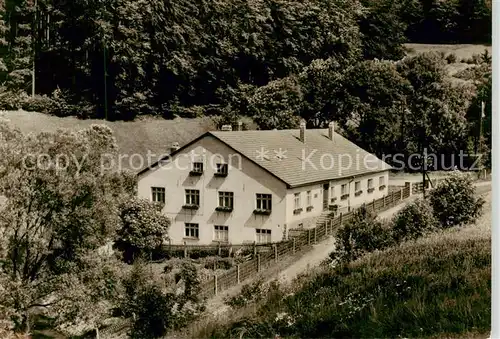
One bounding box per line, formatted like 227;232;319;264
198;176;463;298
198;185;414;299
160;241;280;259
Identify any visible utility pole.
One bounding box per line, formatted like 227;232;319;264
103;40;108;120
420;108;427;199
479;101;485;155
422;149;426;199
32;0;37;97
478;101;485;178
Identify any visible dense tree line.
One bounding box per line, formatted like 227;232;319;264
401;0;492;44
0;0;491;121
0;0;366;120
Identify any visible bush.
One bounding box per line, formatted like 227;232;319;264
179;262;202;304
225;278;265;309
51;88;95;118
332;206;393;263
122;261;205;338
20;94;58;114
130;284;177;339
429;172;484;228
391;198;439;242
166;104;205;118
0;88;96;118
203;257;234;270
114;92;157;121
0;90;24;110
115;198;170;264
445;53;457;64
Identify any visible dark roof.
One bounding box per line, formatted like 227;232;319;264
139;128;392;188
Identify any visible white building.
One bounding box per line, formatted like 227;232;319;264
137;122;391;245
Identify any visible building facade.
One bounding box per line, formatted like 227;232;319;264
137;123;391;245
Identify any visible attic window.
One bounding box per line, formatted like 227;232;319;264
190;162;203;176
215;163;228;177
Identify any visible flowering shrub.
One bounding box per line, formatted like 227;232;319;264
115;198;170;263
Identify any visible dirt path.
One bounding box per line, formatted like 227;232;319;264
273;236;336;285
274;197;417;285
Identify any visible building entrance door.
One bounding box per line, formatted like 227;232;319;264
323;183;329;211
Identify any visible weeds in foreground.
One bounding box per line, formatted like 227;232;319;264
207;235;490;338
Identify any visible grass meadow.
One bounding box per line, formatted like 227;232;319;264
197;193;491;339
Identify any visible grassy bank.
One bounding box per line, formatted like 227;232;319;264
0;111;216;171
204;194;491;339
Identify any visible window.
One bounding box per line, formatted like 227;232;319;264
355;181;363;196
306;191;312;206
329;186;336;202
368;179;375;193
151;187;165;204
218;191;234;210
256;229;271;244
185;223;199;239
341;184;349;200
214;225;229;242
294;193;301;209
215;163;228;176
256;194;272;211
190;162;203;175
185;189;200;206
379;176;386;190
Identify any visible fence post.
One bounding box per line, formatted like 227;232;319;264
237;264;240;284
308;229;311;245
214;275;218;296
373;199;375;212
292;238;296;254
184;242;187;258
257;254;261;272
274;244;278;263
405;181;412;197
253;241;257;257
400;188;403;201
314;227;317;244
383;195;386;208
218;242;221;256
340;212;343;225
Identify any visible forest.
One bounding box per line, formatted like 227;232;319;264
0;0;493;164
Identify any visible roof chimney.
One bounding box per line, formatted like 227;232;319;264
170;142;180;153
237;121;243;131
299;120;306;143
221;124;232;131
328;121;335;141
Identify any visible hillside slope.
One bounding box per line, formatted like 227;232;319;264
203;191;491;339
0;110;216;171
